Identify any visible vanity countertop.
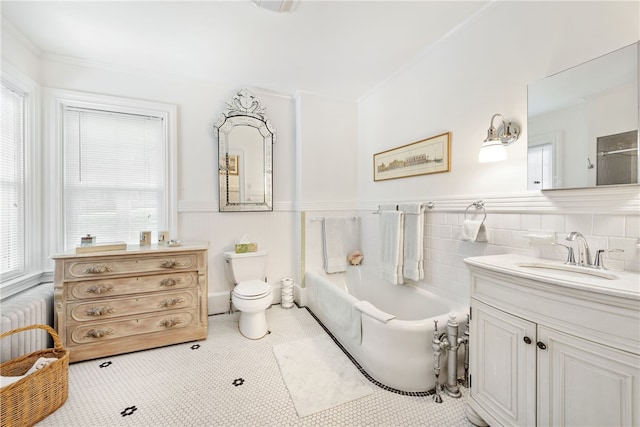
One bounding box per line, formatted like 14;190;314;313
464;254;640;301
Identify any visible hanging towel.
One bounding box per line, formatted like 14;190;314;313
378;204;397;211
312;273;362;343
379;210;404;285
399;203;425;281
461;219;487;242
322;217;358;273
355;301;396;323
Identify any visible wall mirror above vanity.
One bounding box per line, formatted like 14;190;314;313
527;41;639;190
214;89;275;212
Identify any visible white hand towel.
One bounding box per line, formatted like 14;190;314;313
461;219;487;242
25;357;58;375
322;217;358;274
379;210;404;285
1;357;58;388
399;203;425;281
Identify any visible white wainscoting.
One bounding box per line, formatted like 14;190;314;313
181;186;639;312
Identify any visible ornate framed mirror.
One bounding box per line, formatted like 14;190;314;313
214;89;275;212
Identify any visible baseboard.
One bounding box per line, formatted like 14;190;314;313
270;284;281;305
208;291;231;315
294;284;307;307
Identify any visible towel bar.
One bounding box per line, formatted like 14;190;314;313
309;216;358;222
464;200;487;222
373;202;434;214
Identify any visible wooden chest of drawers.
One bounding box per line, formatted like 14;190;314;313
52;243;208;362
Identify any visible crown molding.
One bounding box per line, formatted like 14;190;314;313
40;52;295;99
1;17;41;57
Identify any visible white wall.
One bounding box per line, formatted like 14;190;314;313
1;23;40;82
355;1;640;304
2;29;305;308
295;91;358;209
38;59;302;304
2;1;639;313
358;1;639;201
2;23;364;311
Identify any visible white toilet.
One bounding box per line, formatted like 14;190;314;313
223;251;272;339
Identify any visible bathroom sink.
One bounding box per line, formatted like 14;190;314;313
465;255;638;300
516;262;618;280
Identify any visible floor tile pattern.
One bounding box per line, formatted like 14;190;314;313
37;306;474;426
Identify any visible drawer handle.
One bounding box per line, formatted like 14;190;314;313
85;328;113;339
87;284;113;294
86;306;114;317
523;336;532;345
160;318;183;328
537;341;547;350
160;278;178;287
84;265;113;274
159;297;184;308
160;260;182;269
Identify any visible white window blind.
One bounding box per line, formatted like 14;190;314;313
63;106;166;249
0;83;25;278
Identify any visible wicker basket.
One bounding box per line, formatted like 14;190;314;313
0;324;70;427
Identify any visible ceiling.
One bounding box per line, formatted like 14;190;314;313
1;1;490;99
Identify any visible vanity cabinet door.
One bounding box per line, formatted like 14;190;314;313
470;299;537;427
537;326;640;427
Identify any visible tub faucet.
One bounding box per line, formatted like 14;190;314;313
566;231;592;267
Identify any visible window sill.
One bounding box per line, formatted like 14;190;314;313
1;271;53;300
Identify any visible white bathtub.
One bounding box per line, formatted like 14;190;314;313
305;268;468;392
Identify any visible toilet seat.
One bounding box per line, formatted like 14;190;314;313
234;280;271;300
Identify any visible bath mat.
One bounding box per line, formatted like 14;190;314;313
273;334;374;417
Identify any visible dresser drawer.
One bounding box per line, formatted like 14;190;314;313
64;253;199;279
68;271;198;300
68;310;196;345
67;289;198;322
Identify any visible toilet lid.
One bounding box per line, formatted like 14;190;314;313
235;280;270;297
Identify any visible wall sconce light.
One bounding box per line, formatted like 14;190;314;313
478;113;520;163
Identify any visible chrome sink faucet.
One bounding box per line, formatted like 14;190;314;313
566;231;592;267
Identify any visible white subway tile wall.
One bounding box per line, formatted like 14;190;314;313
184;209;639;312
351;211;640;308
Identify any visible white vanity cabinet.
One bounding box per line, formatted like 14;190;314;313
465;254;640;427
471;299;536;426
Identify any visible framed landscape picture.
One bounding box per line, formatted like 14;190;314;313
374;132;451;181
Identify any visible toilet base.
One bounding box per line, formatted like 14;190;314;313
238;310;269;340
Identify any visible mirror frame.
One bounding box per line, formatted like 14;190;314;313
214;89;276;212
527;41;639;191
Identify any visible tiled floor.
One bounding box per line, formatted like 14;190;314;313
38;305;475;426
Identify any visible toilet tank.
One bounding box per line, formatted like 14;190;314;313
223;251;267;284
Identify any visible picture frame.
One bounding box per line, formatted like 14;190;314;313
228;155;239;175
373;132;451;181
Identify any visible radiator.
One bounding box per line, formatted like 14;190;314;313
0;283;55;363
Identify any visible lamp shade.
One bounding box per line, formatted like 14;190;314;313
478;140;507;163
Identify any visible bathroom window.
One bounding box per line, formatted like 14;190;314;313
52;90;177;250
0;82;26;280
